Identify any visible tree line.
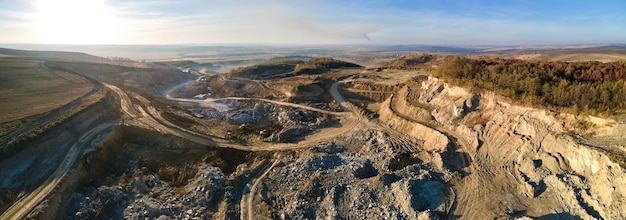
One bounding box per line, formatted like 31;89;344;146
435;56;626;114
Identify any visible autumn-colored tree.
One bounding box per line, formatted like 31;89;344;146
435;55;626;114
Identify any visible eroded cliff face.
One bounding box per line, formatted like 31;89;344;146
384;75;626;219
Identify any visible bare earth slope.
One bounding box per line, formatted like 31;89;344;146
396;75;626;219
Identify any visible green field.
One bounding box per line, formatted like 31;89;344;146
0;57;93;135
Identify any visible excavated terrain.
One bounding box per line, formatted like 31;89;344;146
381;75;626;219
64;126;271;220
64;70;626;219
254;129;450;219
2;53;626;219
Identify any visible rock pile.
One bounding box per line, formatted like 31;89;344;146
189;100;337;143
259;129;450;219
67;164;226;220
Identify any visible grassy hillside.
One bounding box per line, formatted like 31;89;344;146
0;57;93;135
47;60;194;95
0;48;107;62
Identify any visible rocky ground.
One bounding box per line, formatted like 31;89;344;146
187;100;337;143
65;126;452;219
6;48;626;220
386;75;626;219
257;129;450;219
3;62;622;220
61;73;626;219
67;163;227;220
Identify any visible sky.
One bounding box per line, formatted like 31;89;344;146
0;0;625;45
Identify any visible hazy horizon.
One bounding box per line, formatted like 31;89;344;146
2;42;625;61
1;0;625;45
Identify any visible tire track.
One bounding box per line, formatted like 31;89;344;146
0;123;114;220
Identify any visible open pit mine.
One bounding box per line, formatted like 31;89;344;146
1;48;626;219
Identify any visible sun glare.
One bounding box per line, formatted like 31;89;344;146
35;0;120;44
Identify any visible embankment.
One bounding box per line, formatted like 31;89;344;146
378;94;448;152
0;90;120;214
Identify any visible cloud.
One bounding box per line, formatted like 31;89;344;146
97;0;379;44
0;0;623;45
0;4;41;43
362;33;371;42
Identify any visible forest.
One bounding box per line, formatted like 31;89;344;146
435;56;626;114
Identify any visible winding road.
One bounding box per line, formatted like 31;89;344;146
0;123;114;220
2;75;363;219
111;78;362;152
167;93;346;116
0;64;111;220
240;156;281;220
234;80;365;220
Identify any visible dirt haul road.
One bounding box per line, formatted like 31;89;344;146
239;80;359;220
167;94;345;116
0;123;114;220
240;155;281;220
1;78;362;219
117;79;362;152
115;80;363;219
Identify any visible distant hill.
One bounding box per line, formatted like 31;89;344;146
269;56;313;62
152;60;199;68
229;57;361;79
0;48;107;62
228;60;302;78
383;54;437;69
